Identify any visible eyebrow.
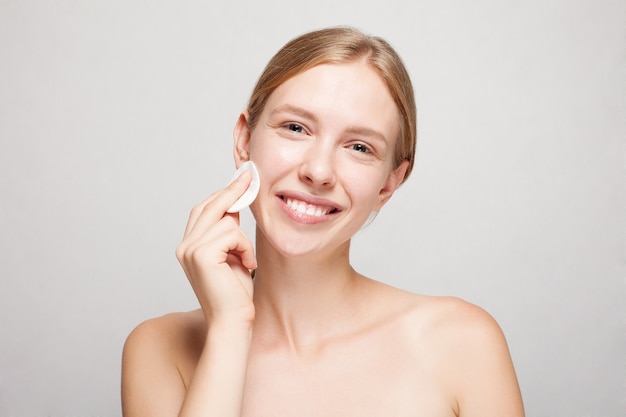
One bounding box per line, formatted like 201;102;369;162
270;104;318;123
270;104;390;145
344;126;389;145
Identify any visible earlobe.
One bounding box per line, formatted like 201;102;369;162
233;111;252;167
373;159;409;210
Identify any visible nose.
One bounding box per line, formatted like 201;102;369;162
298;143;336;188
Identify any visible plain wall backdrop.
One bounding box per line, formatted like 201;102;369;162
0;0;623;415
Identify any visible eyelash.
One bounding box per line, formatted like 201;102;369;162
280;122;374;155
284;123;306;134
349;143;372;154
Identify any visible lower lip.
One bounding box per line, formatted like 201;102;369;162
277;197;339;225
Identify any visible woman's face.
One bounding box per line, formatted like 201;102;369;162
234;61;408;259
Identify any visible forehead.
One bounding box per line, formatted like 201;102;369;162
263;62;400;140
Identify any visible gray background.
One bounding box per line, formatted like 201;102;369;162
1;0;623;415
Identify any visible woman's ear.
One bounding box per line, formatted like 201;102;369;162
233;111;251;168
373;159;409;211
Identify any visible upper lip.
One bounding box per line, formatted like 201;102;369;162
277;191;343;213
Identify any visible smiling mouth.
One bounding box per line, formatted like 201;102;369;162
279;196;340;217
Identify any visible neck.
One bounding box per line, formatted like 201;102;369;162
251;231;363;353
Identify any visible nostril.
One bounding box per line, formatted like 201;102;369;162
299;158;336;187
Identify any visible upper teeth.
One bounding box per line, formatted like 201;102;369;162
285;198;332;217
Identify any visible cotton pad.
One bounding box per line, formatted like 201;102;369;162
226;161;260;213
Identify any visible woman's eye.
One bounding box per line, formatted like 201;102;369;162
350;143;371;153
286;123;305;134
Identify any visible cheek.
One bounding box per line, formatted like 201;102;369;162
341;168;386;206
248;132;308;204
247;136;304;222
250;139;302;181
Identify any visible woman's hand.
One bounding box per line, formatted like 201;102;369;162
123;171;257;417
122;172;257;417
175;170;257;326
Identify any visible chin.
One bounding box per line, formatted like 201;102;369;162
259;226;351;260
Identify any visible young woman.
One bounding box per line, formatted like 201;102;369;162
121;27;524;417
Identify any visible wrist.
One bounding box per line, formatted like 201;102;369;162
206;319;253;341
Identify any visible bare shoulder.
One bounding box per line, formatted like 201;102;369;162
122;310;206;416
410;295;524;416
391;291;513;365
366;280;501;335
124;309;206;372
124;310;205;360
357;277;512;347
411;295;506;342
367;283;524;416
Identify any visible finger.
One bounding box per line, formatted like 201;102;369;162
183;170;252;239
182;233;256;283
182;191;221;238
183;216;257;271
193;217;256;270
178;213;240;263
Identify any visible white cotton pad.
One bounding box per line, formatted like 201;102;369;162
226;161;260;213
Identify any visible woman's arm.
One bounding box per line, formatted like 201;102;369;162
447;301;525;417
122;172;257;417
121;317;188;417
177;321;252;416
121;315;253;417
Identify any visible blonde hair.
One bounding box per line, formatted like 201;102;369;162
247;27;417;183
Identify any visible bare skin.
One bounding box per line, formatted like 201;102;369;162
123;284;523;416
121;62;524;417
